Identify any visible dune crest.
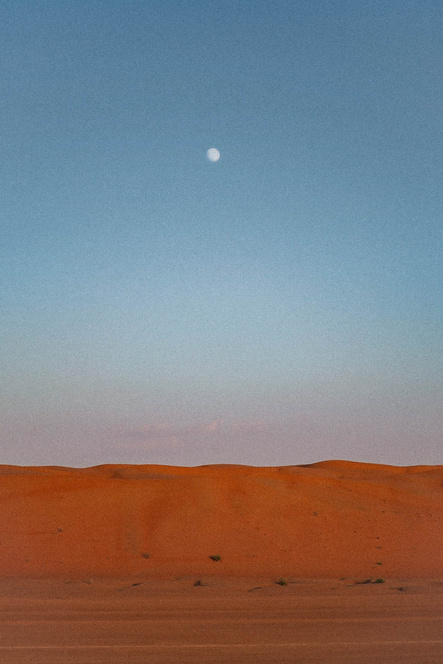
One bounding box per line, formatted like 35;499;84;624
1;461;442;578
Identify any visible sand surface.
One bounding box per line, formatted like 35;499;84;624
0;577;442;663
0;460;442;578
1;461;442;661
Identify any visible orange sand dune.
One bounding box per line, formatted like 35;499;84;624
0;460;442;578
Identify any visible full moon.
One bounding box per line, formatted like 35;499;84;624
207;147;220;162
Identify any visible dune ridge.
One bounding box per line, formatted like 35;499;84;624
1;460;442;578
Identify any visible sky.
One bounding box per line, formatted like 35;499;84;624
1;0;442;467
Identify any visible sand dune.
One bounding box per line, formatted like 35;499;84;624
0;461;442;578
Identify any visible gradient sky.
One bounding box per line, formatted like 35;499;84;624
1;0;442;467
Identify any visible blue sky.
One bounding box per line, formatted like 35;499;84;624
1;0;442;466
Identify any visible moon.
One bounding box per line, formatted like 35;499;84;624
207;147;220;162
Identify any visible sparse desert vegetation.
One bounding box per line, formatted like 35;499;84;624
276;577;287;586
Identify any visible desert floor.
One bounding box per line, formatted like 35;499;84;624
2;461;442;661
1;576;442;663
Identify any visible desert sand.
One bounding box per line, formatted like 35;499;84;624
1;461;442;662
0;576;442;663
0;460;442;578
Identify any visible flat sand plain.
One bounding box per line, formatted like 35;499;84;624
1;460;442;661
0;576;442;663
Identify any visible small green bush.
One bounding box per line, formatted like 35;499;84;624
276;577;287;586
209;555;221;562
